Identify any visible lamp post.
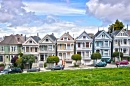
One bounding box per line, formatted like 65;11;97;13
118;40;121;62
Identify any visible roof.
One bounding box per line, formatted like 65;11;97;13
48;34;57;41
93;30;102;38
111;30;121;36
31;36;41;43
0;34;25;45
76;31;92;39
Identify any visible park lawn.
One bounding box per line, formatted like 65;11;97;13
0;68;130;86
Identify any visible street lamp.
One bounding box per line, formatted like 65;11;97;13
118;40;121;62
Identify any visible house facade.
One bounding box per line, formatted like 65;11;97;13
93;30;112;60
0;34;25;64
111;29;130;58
22;36;41;62
57;32;74;62
75;31;93;64
39;33;57;61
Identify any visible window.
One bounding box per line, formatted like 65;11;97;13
64;37;67;40
124;39;127;44
43;45;47;50
1;46;4;51
115;40;117;44
11;47;13;52
60;44;62;49
26;47;29;52
115;48;118;52
96;50;99;52
83;43;85;47
46;39;48;42
35;47;37;52
29;40;32;43
123;48;126;53
86;42;89;47
78;43;80;48
83;36;86;39
105;41;108;47
0;56;3;62
48;45;52;50
96;42;99;46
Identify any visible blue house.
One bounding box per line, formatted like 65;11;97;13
92;30;112;61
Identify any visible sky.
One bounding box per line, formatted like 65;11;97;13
0;0;130;38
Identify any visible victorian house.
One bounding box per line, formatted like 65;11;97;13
0;34;25;64
57;32;74;62
111;29;130;59
93;30;112;60
22;35;41;62
75;31;93;64
39;33;57;61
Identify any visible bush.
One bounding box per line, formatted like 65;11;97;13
44;62;47;68
0;63;5;67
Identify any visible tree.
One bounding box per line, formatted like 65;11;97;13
11;55;18;67
22;54;35;69
71;54;81;62
71;54;81;66
47;56;59;64
108;19;124;33
91;52;101;60
112;51;123;61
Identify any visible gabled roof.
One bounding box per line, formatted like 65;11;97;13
76;31;92;39
0;34;25;45
93;30;102;38
31;36;41;43
39;33;57;43
58;32;74;41
94;30;112;39
48;34;57;41
110;30;121;37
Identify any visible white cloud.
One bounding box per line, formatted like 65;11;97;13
86;0;130;25
24;2;85;15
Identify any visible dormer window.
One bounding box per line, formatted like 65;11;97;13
29;40;32;43
64;37;67;40
83;36;86;39
46;39;48;42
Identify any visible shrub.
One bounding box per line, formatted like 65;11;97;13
44;62;47;68
0;63;5;67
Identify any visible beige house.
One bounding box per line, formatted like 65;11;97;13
57;32;74;63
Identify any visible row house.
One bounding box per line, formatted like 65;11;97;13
111;29;130;58
75;31;93;63
39;33;57;61
57;32;74;62
0;34;25;64
93;30;112;60
22;36;41;62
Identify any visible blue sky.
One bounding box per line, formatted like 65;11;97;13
0;0;129;38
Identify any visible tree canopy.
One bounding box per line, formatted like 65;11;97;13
91;52;101;60
71;54;81;62
112;51;123;58
47;56;59;63
108;19;124;33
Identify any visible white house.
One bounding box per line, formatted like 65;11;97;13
75;31;93;64
111;29;130;59
39;33;57;61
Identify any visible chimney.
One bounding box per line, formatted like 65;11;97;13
127;24;128;31
37;33;39;37
21;34;23;36
52;33;54;36
25;35;26;41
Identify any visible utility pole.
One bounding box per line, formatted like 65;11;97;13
118;40;121;62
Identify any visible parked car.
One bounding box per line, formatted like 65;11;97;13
8;68;23;74
27;67;40;72
116;60;129;65
51;65;64;70
102;58;111;63
95;61;107;67
0;69;10;74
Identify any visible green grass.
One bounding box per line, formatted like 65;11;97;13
0;68;130;86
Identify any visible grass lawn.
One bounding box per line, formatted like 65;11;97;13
0;68;130;86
